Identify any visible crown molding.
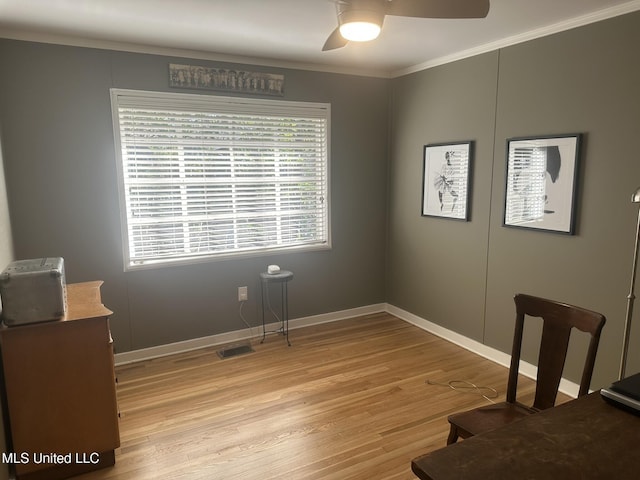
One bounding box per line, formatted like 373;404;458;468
391;0;640;77
0;27;391;79
1;0;639;80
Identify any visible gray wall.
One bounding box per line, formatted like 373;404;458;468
388;11;640;389
0;40;389;353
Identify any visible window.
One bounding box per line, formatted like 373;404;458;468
110;89;330;270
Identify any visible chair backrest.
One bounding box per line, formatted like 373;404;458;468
506;293;606;410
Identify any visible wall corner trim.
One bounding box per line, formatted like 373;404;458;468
114;301;581;399
114;303;387;366
385;303;581;399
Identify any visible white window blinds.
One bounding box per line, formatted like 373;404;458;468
111;89;330;270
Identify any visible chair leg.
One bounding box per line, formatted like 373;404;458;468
446;424;459;445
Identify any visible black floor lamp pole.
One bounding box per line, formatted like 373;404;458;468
620;188;640;380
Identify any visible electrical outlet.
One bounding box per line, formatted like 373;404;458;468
238;286;248;302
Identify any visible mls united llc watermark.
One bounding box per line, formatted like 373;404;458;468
2;452;101;465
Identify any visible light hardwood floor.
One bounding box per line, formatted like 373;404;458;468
78;312;567;480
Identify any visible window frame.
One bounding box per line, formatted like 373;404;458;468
110;88;331;271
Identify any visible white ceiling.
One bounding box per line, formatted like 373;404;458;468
1;0;639;77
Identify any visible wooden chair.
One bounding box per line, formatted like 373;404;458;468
446;293;606;445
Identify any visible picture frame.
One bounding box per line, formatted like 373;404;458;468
421;141;473;220
169;63;285;96
503;133;582;234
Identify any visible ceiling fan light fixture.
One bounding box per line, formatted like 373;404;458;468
339;21;381;41
338;9;384;42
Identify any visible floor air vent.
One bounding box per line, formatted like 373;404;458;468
217;343;254;359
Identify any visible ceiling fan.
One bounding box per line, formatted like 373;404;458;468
322;0;490;51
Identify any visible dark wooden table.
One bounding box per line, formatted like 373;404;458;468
412;392;640;479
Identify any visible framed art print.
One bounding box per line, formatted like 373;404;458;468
503;134;581;234
422;141;472;220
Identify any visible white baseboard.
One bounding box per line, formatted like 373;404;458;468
386;304;580;399
114;303;386;365
114;301;580;399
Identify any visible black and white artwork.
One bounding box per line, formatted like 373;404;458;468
503;134;581;234
169;64;285;96
422;141;472;220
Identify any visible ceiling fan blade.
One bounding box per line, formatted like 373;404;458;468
322;26;349;51
386;0;490;19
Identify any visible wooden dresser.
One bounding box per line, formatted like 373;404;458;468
0;281;120;480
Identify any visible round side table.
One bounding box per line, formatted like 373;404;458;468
259;270;293;346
